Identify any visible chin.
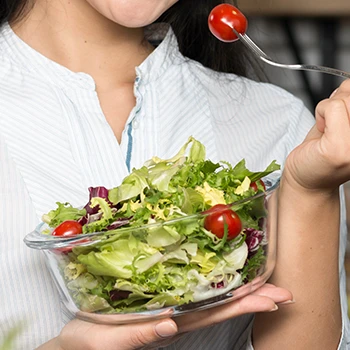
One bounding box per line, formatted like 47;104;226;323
88;0;177;28
114;18;157;28
106;6;163;28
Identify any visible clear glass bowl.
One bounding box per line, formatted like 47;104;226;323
24;172;280;325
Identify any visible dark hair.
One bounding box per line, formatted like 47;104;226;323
1;0;264;79
0;0;30;26
158;0;264;79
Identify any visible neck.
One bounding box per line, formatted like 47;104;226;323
12;0;154;87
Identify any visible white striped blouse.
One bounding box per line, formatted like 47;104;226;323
0;23;348;349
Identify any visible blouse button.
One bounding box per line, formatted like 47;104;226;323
132;119;139;129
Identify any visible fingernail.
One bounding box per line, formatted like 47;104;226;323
269;304;279;312
278;299;295;306
155;321;178;338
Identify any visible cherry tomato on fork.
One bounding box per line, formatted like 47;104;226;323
204;204;242;240
52;220;83;237
208;4;248;42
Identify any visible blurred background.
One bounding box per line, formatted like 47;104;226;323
237;0;350;312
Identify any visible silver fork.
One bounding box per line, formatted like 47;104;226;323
231;27;350;79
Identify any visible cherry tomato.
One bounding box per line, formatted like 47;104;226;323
250;179;266;192
208;4;248;43
51;220;85;253
204;204;242;240
52;220;83;237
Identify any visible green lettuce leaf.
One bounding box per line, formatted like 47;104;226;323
42;202;86;227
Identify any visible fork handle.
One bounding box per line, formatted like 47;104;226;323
260;57;350;79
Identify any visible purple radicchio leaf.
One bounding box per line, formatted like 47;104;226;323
210;281;225;289
244;228;264;254
77;216;88;226
78;212;104;226
84;186;110;215
109;290;131;301
107;217;132;230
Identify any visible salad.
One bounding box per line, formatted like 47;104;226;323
42;137;280;313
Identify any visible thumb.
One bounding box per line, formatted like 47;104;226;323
124;320;178;349
59;318;178;350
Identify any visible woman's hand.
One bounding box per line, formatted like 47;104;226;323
284;79;350;192
39;284;292;350
173;283;291;334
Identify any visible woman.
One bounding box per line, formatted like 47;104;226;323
0;0;348;349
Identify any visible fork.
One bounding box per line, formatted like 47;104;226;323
231;27;350;79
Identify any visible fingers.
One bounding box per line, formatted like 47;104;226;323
291;78;350;190
313;80;350;173
174;284;293;334
315;98;350;136
59;284;292;349
315;79;350;135
250;283;293;303
109;320;177;349
59;318;178;350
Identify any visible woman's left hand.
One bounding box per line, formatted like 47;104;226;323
150;283;292;348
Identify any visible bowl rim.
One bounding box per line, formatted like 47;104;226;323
24;173;280;250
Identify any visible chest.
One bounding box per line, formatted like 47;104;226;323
96;83;136;143
0;80;219;218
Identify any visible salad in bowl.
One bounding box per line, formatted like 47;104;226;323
24;137;280;324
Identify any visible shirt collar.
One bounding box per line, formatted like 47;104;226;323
0;22;185;90
136;26;185;84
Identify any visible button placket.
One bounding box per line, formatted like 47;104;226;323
125;74;143;170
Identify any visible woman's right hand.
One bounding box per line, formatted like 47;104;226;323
283;79;350;192
37;283;292;350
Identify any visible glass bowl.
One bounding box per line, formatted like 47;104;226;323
24;172;280;325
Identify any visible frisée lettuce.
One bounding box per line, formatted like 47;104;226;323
43;137;280;313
